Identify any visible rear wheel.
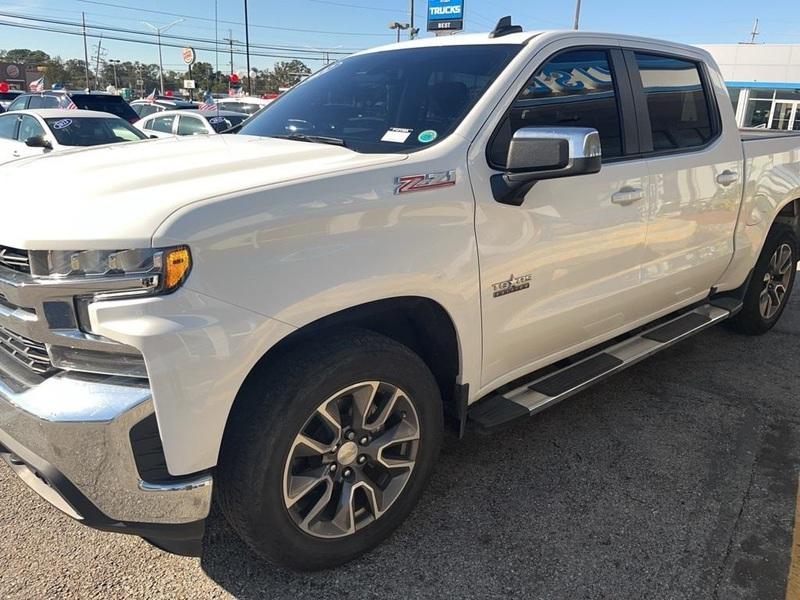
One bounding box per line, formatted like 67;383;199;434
217;329;443;571
727;224;797;335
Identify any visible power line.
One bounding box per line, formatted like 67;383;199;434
76;0;397;37
0;18;340;63
0;11;354;57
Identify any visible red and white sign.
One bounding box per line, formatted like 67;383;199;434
181;47;196;66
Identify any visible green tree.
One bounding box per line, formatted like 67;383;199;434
0;48;51;64
266;60;311;92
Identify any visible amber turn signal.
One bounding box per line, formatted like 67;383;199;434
163;247;192;292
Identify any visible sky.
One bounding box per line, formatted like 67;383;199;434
0;0;794;73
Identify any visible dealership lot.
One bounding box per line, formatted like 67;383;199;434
0;293;797;599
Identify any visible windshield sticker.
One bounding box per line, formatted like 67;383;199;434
52;119;73;130
418;130;438;144
381;127;413;143
208;117;226;124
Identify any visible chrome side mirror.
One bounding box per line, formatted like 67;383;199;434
492;127;602;206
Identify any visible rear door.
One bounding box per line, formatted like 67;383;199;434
624;49;744;314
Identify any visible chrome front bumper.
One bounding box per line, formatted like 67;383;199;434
0;369;213;555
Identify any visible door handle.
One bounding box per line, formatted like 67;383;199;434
11;151;19;157
716;170;739;187
611;187;644;206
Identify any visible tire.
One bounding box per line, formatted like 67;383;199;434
727;224;798;335
217;329;443;571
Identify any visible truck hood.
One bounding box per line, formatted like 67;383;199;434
0;135;405;249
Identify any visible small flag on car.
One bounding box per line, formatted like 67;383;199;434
29;77;45;93
59;94;77;110
199;90;216;111
145;88;157;103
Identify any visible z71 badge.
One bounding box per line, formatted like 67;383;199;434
394;170;456;194
492;273;532;298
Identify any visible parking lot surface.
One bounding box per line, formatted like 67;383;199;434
1;294;799;600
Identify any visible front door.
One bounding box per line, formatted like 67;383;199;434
473;47;651;387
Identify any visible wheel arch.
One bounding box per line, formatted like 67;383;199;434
775;197;800;242
227;296;464;436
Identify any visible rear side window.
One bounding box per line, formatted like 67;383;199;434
177;115;208;135
28;95;59;109
489;49;623;167
633;53;714;152
148;115;175;133
6;96;27;111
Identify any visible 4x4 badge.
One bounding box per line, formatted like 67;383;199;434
394;170;456;194
492;273;532;298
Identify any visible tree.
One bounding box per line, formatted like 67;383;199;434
266;60;311;92
0;48;51;64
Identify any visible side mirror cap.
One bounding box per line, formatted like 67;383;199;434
25;135;52;150
492;127;602;206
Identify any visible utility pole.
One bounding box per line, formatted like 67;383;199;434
748;18;760;44
109;59;120;89
143;19;184;95
223;30;239;78
243;0;252;95
82;12;91;91
92;36;106;90
410;0;417;40
389;21;410;43
573;0;582;30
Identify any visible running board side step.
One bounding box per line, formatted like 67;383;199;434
468;303;738;431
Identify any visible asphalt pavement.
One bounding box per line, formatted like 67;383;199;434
1;293;799;600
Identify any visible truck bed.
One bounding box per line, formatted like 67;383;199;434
740;128;800;142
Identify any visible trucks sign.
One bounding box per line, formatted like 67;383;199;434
427;0;464;33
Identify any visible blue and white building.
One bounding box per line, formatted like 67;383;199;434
700;44;800;130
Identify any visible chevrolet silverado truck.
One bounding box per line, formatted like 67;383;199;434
1;20;799;571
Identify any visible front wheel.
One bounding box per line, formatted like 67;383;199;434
727;224;798;335
217;330;443;571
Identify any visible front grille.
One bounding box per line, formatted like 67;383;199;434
0;246;30;274
0;325;54;375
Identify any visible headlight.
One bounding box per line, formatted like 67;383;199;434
28;246;192;295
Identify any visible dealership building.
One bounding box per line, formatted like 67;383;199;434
699;44;800;130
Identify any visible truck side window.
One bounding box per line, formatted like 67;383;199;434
489;49;623;168
633;53;714;151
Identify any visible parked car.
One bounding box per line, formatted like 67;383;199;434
130;97;198;119
0;109;147;164
6;91;139;123
1;21;800;571
134;109;248;137
0;90;23;110
213;96;274;115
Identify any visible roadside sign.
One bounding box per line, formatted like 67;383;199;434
184;79;196;89
136;79;143;86
427;0;464;33
181;47;196;66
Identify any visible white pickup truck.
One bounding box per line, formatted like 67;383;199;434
1;21;799;571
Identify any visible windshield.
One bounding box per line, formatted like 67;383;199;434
207;114;248;133
44;117;147;146
240;44;521;153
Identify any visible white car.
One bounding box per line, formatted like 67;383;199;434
134;109;248;138
0;109;147;164
1;23;799;571
213;96;274;115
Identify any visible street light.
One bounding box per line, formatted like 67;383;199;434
108;59;121;89
143;19;184;94
389;21;410;43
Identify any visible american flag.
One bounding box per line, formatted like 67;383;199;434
199;90;216;111
59;94;77;110
145;88;157;103
29;77;45;92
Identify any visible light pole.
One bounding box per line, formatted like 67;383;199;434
389;21;410;43
573;0;582;30
109;59;120;89
243;0;252;95
143;19;184;94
